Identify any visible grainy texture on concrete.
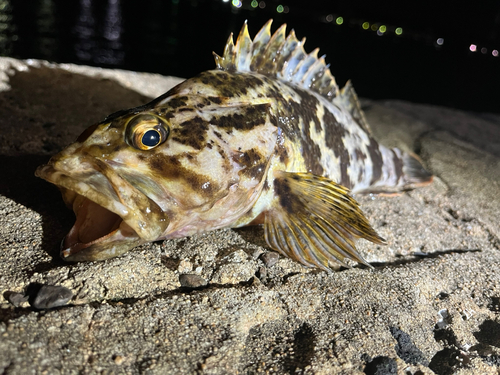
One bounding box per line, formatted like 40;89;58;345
0;57;499;374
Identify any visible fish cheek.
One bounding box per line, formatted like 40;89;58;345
147;153;183;179
146;153;222;207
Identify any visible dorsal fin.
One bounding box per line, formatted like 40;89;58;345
337;80;373;135
213;19;339;100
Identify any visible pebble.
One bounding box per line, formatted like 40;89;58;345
113;355;125;365
30;285;74;310
179;274;207;288
260;252;279;267
7;292;29;307
257;266;267;280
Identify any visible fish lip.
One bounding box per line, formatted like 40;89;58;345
35;156;170;260
59;211;140;262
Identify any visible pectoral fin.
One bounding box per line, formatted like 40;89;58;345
264;171;386;271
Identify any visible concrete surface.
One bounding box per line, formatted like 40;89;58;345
0;57;499;374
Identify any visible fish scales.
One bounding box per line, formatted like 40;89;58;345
157;71;398;193
36;20;432;270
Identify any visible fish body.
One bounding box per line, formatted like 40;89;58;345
36;20;432;270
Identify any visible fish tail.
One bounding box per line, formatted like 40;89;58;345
401;151;433;188
355;145;432;194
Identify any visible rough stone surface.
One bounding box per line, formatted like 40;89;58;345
0;57;499;374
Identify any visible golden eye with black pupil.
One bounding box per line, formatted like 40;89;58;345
126;114;169;150
142;129;161;147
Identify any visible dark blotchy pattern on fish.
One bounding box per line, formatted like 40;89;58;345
367;137;383;186
233;148;267;179
148;154;218;198
170;116;209;150
208;104;270;131
197;71;265;97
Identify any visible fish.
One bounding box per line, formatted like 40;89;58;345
35;20;432;271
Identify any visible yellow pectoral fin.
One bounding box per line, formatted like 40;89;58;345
264;171;386;271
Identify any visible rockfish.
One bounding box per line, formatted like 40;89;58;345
36;20;432;271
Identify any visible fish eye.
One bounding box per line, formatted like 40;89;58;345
126;114;169;150
142;129;161;147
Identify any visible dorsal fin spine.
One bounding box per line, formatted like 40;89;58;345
235;21;252;70
213;52;223;70
302;55;326;88
249;19;272;71
282;38;306;80
337;80;372;134
293;48;319;84
275;30;299;72
215;19;340;101
263;23;286;58
221;33;236;71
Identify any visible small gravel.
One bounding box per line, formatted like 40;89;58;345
179;274;208;288
6;292;28;307
30;285;74;310
260;251;279;267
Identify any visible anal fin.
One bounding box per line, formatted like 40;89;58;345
264;171;386;271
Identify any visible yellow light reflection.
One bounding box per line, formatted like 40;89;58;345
395;27;403;35
276;4;283;13
336;17;343;25
362;22;370;30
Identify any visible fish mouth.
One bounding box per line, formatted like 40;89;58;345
35;157;169;262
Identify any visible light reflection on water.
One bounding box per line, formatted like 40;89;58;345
0;0;13;55
74;0;124;65
0;0;498;113
36;0;56;57
74;0;95;61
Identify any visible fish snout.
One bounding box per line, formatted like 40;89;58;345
37;154;170;244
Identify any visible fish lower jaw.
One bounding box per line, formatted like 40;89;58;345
61;196;143;262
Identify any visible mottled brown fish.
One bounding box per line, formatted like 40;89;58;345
36;20;432;271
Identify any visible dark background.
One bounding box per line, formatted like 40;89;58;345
1;0;499;113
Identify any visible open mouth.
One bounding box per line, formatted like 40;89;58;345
68;195;123;246
35;159;169;262
60;193;138;260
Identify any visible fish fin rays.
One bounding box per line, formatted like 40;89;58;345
214;19;339;101
337;80;373;136
263;171;385;271
402;152;433;187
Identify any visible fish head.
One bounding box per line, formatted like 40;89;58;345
36;78;278;261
